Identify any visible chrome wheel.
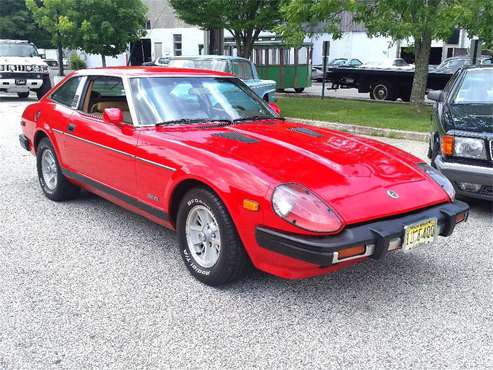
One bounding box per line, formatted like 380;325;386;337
41;149;58;191
185;205;221;268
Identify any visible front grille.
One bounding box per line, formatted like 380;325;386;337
481;186;493;195
5;65;28;72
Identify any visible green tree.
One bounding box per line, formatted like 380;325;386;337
279;0;463;106
451;0;493;48
355;0;460;105
0;0;52;48
26;0;77;76
73;0;147;67
169;0;282;58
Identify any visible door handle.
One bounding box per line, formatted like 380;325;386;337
67;123;76;133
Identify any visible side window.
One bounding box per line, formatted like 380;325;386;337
80;76;133;124
51;77;82;107
231;61;254;80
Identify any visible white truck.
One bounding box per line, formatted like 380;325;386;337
0;40;51;99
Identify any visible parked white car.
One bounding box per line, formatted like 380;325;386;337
0;40;52;99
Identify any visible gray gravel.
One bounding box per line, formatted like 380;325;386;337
0;95;492;369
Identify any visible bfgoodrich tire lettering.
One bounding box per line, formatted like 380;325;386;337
176;188;250;286
36;137;79;201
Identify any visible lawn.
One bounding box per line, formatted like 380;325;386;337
277;97;432;132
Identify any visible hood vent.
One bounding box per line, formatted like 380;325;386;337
212;132;258;143
290;127;322;138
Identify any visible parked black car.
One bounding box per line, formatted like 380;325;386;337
427;65;493;200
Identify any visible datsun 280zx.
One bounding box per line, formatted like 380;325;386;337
19;67;469;286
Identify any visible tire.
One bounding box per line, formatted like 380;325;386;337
17;92;29;99
36;80;51;100
176;187;250;286
371;81;394;101
294;88;305;93
429;135;440;168
36;137;80;201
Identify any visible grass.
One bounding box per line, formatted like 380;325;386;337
277;97;432;132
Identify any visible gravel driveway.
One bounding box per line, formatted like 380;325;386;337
1;95;492;369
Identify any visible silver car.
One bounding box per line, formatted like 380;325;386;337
167;55;276;102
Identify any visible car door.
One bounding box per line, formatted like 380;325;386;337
62;75;138;197
44;76;85;165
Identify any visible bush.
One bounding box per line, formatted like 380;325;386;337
70;54;87;70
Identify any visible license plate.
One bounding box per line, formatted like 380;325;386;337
15;79;27;85
403;218;438;251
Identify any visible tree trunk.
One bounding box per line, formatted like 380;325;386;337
56;37;64;77
410;31;432;106
101;55;107;67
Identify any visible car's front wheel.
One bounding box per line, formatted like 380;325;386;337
176;188;250;286
36;137;79;201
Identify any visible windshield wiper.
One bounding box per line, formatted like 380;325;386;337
233;115;279;123
155;118;234;126
155;118;208;126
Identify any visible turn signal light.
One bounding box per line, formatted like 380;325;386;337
338;245;365;259
441;135;454;156
243;199;260;212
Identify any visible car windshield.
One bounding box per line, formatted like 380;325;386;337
129;77;275;125
454;69;493;104
168;59;229;73
0;43;39;57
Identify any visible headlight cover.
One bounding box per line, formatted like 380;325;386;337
454;137;486;159
272;183;343;233
418;163;455;201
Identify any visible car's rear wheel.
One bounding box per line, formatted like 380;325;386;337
17;92;29;99
36;138;79;201
176;188;250;286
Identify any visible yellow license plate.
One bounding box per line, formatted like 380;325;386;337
403;218;438;251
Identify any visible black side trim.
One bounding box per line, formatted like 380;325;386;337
256;200;469;266
290;127;322;138
62;169;169;221
212;132;258;143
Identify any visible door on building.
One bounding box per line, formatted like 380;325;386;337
129;39;152;65
154;42;163;59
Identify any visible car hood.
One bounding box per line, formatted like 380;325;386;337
449;104;493;134
0;56;47;66
156;120;449;224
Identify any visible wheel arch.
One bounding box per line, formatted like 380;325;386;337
168;177;227;226
33;129;49;152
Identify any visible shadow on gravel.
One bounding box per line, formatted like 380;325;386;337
58;190;485;301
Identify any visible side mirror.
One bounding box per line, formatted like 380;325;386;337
268;102;281;115
103;108;124;126
427;90;444;102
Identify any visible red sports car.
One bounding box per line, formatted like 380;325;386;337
19;67;469;286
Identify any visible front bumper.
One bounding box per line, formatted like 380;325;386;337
434;155;493;200
256;200;469;266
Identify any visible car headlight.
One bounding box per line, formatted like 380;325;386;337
272;183;343;233
454;137;486;159
26;65;33;72
418;163;455;201
41;65;48;72
441;135;486;159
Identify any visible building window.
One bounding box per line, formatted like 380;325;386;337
145;19;151;30
173;34;182;56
